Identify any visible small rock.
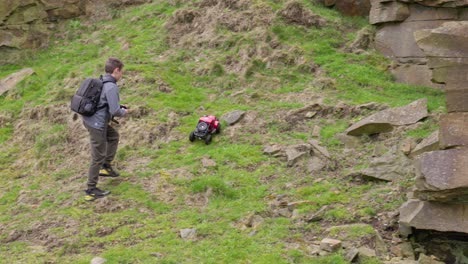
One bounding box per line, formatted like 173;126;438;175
336;133;361;149
358;246;376;258
399;139;414;155
345;247;359;262
91;257;106;264
5;230;21;243
418;253;444;264
308;244;321;255
201;156;216;167
375;232;388;257
277;208;292;218
244;213;264;228
285;145;309;167
287;200;315;211
312;125;321;137
305;205;329;222
308;139;330;159
307;156;326;173
180;228;197;240
409;130;439;158
320;238;342;252
305;111;317;118
263;145;282;155
150;252;164;258
221;110;245;126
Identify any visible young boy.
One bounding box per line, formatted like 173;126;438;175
82;57;130;200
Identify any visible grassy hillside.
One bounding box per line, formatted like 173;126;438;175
0;0;444;263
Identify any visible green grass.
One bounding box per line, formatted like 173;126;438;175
0;0;447;263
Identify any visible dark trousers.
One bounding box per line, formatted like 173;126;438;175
84;123;119;188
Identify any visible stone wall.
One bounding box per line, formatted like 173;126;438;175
399;21;468;262
369;0;468;88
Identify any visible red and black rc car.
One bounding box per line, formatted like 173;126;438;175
189;115;221;144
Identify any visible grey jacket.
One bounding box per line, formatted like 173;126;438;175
82;74;126;130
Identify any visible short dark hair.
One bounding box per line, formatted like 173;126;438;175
105;57;124;74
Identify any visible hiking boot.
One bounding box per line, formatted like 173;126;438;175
99;163;120;177
84;187;111;201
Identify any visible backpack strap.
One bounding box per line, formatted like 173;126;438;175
96;75;116;111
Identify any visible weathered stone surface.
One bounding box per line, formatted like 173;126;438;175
370;1;410;24
414;21;468;58
409;130;439;158
418;254;445;264
359;147;414;181
335;0;371;16
399;199;468;234
415;148;468;193
285;144;310;166
320;238;342;252
308;139;330;159
358;246;376;257
263;145;282;155
221;110;245;126
307;156;326;173
439;113;468;149
346;99;428;136
391;64;442;88
180;228;197;240
0;68;35;96
427;57;468;84
336;133;362;149
344;248;359;263
406;4;458;21
375;21;444;59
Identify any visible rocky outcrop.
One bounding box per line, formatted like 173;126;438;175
399;21;468;262
370;1;468;88
0;0;150;64
345;99;428;136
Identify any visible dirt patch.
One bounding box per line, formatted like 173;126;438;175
94;197;133;213
5;217;80;251
197;0;251;10
278;1;326;28
165;3;274;48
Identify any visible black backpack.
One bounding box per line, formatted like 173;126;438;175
70;76;114;116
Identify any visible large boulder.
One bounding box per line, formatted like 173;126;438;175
400;199;468;234
345;99;428;136
414;21;468;58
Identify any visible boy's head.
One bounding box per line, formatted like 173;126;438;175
105;57;124;81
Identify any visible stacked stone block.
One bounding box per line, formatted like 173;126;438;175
369;0;468;88
399;21;468;236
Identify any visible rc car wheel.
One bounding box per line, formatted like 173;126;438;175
189;131;195;142
205;134;212;145
215;124;221;134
